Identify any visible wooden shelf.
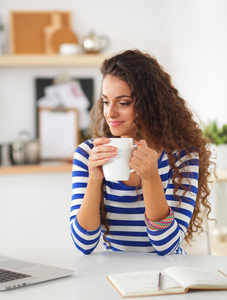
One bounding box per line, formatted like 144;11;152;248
0;54;107;67
0;161;72;174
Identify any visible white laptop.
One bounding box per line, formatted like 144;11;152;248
0;255;73;291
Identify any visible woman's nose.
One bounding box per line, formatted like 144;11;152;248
107;103;118;117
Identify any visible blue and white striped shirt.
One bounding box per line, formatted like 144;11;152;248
70;139;199;255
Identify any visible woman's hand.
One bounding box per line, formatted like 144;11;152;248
88;138;117;181
130;140;160;181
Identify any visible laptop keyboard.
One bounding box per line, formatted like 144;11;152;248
0;268;31;283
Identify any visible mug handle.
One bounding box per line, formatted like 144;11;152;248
129;144;138;174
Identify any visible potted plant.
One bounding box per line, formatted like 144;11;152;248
203;120;227;170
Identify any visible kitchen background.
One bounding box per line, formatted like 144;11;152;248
1;0;227;144
0;0;227;256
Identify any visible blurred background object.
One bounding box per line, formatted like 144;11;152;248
0;15;6;54
10;11;77;54
9;130;40;165
82;30;110;53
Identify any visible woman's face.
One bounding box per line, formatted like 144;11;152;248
101;75;136;138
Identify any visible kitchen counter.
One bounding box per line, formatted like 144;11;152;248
0;161;72;174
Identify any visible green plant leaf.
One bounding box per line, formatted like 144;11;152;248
202;120;227;145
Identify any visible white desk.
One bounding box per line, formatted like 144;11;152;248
1;250;227;300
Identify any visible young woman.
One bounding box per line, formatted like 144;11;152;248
70;49;213;255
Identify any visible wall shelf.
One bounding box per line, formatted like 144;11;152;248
0;54;107;67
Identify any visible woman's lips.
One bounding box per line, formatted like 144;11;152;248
109;121;124;127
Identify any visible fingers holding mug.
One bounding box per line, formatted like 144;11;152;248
90;138;117;164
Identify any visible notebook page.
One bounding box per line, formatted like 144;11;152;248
164;266;227;289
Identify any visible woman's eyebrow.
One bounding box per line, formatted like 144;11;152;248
116;95;132;99
101;93;132;99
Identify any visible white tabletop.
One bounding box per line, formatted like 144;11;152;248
1;249;227;300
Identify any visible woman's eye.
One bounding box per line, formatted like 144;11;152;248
101;100;132;106
101;100;109;105
119;102;130;106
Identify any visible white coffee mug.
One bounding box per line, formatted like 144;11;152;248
102;138;137;181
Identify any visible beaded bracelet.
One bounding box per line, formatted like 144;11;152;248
144;207;174;230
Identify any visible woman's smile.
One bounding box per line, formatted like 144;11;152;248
108;121;125;127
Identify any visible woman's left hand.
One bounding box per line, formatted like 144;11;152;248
130;140;160;181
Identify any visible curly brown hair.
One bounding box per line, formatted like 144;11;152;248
90;49;214;244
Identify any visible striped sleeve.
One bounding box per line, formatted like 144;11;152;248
70;140;102;254
146;150;199;255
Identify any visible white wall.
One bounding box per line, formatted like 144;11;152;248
165;0;227;126
0;0;226;144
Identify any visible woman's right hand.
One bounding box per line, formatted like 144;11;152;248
88;138;117;181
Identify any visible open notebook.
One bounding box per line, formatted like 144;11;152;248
0;255;73;291
107;265;227;297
